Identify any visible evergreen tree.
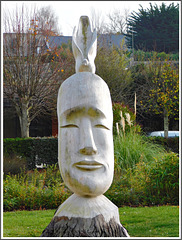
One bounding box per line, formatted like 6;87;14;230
127;3;179;53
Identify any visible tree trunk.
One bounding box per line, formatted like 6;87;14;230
164;109;169;138
41;214;129;237
18;102;30;138
40;194;130;237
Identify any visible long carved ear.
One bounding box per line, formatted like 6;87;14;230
87;28;97;61
72;16;97;73
72;26;84;62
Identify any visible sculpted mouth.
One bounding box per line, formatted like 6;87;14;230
74;160;103;171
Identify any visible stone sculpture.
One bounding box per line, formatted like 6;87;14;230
41;16;129;237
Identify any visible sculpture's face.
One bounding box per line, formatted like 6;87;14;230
58;73;114;197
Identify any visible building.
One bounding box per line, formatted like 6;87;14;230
46;34;127;50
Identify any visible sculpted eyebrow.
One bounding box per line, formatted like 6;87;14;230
61;107;106;119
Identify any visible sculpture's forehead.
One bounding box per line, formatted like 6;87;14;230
58;72;113;119
63;106;104;117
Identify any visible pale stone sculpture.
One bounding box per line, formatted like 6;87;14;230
72;16;97;73
41;16;129;237
57;72;114;197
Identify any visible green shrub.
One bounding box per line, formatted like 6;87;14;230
3;138;33;167
128;152;179;205
148;136;179;153
106;152;179;207
145;152;179;205
31;137;58;166
3;154;28;175
133;50;179;61
105;131;178;207
3;137;58;171
3;164;72;211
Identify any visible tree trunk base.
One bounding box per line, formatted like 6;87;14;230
41;214;128;237
40;194;129;237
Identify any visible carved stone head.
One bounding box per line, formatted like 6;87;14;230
57;72;114;196
57;16;114;197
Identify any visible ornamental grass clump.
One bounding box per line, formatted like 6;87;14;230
114;130;166;173
112;102;141;135
106;123;179;207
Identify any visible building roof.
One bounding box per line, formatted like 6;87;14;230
3;33;128;56
47;36;72;49
47;34;127;50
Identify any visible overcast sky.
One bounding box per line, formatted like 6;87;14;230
2;1;180;35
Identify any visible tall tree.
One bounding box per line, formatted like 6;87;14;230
89;8;107;34
95;41;133;104
3;5;66;137
126;2;179;53
106;8;130;34
144;60;179;138
36;5;62;36
130;58;179;137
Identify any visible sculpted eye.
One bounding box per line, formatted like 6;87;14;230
61;124;78;128
95;124;110;130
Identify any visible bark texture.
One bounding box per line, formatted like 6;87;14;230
40;214;128;237
164;109;169;138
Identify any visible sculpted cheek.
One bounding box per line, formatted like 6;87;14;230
94;130;113;150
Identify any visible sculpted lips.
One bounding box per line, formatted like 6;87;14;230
74;160;103;171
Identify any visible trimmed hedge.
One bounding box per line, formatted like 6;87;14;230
3;137;58;170
148;136;179;153
4;135;179;171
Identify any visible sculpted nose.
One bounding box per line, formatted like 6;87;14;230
79;146;97;155
79;120;97;155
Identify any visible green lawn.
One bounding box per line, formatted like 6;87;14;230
119;206;179;237
3;206;179;237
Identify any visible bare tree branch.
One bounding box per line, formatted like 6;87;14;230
3;4;70;137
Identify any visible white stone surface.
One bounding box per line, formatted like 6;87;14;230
55;16;130;237
57;72;114;197
72;16;97;73
55;194;130;237
55;193;119;222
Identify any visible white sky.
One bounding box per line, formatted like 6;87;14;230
1;1;180;36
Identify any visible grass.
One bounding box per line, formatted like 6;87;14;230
3;209;54;237
119;206;179;237
3;205;179;237
114;131;166;171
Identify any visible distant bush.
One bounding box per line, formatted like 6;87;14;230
3;130;179;210
3;137;33;160
4;154;28;175
144;152;179;205
131;50;179;61
148;136;179;153
3;137;58;171
3;164;72;211
3;150;178;211
106;152;179;207
105;131;179;206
